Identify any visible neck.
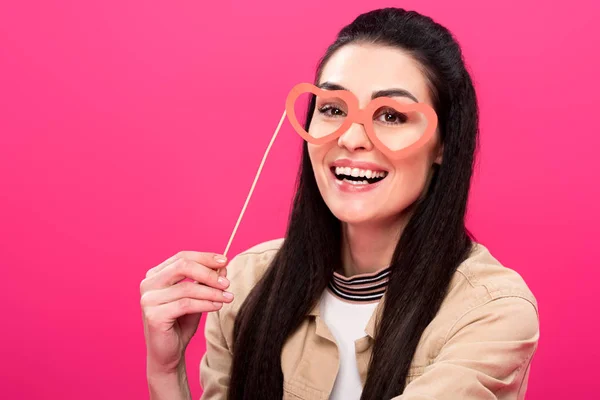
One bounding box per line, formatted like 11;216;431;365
338;164;438;277
340;211;411;277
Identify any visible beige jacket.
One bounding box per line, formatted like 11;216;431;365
199;238;540;399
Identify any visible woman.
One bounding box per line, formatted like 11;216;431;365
140;7;540;400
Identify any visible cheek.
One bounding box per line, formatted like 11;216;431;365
392;135;441;196
307;143;329;170
307;143;338;199
307;143;317;162
391;158;433;203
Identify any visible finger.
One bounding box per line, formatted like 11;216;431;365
144;258;230;292
141;281;234;307
146;299;223;326
146;251;229;279
145;253;180;278
196;266;226;286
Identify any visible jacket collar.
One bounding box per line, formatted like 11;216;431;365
308;292;387;339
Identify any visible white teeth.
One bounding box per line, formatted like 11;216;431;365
334;166;388;180
343;178;369;185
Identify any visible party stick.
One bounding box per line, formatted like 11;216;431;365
222;109;288;258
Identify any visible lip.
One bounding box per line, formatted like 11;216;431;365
329;158;388;172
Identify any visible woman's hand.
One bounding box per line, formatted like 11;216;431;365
140;251;233;375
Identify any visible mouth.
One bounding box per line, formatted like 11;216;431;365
330;166;389;186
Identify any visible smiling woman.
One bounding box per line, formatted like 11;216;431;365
141;6;539;400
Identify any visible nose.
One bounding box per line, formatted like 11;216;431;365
337;122;374;153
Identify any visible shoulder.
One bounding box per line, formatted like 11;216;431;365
450;242;538;308
439;241;539;339
417;242;541;360
402;244;541;394
226;237;284;286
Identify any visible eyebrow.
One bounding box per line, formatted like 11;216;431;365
317;81;419;103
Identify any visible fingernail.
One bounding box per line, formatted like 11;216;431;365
217;277;229;287
212;302;223;308
222;291;234;299
214;255;227;264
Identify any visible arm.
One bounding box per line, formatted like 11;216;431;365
393;296;540;400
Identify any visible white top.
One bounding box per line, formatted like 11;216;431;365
319;288;381;400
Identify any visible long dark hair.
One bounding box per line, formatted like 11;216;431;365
228;7;479;399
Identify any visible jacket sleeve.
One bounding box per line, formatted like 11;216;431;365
393;296;540;400
198;305;232;399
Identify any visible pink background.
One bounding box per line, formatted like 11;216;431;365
1;1;598;398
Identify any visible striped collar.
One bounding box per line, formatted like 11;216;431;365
326;265;391;304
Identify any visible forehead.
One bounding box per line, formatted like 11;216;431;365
319;43;432;106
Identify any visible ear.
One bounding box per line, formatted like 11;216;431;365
434;143;443;165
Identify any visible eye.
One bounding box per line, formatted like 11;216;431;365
317;104;347;118
375;108;408;125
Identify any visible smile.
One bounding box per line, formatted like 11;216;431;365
331;166;388;185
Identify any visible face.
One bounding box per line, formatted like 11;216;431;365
307;43;443;226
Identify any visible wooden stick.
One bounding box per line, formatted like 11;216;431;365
223;109;288;257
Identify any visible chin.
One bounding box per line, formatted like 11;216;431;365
326;202;383;225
